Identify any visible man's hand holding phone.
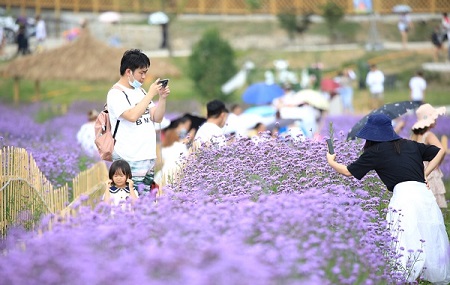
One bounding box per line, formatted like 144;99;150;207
158;78;170;99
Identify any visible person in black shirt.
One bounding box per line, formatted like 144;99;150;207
431;25;445;62
326;113;449;284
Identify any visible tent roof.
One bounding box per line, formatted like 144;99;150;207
2;29;180;82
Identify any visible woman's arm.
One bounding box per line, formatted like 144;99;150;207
426;132;446;164
326;152;352;176
425;148;446;177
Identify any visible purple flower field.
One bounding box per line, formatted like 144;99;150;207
0;102;449;284
0;102;103;188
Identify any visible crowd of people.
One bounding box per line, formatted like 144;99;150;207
0;12;46;57
72;39;449;283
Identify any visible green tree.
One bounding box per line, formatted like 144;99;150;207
277;10;313;41
188;29;237;102
245;0;261;11
321;1;345;43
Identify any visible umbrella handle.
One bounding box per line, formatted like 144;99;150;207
326;139;334;154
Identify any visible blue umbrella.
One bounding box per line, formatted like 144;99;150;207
242;82;284;105
243;105;277;117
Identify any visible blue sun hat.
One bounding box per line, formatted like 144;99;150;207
356;113;401;142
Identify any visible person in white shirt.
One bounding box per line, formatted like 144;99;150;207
194;100;229;149
409;70;427;105
155;115;191;186
365;64;385;110
397;12;412;49
107;49;170;193
76;109;99;157
35;15;46;51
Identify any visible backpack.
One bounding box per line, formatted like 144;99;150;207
94;86;130;161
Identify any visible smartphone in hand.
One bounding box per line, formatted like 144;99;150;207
326;139;334;155
158;79;169;88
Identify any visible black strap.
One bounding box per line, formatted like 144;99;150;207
112;120;120;139
121;90;131;105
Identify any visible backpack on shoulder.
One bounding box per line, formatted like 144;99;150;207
94;85;130;161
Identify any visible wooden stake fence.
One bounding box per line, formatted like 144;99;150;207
0;146;108;236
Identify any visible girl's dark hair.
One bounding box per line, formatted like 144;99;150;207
109;160;132;182
363;139;403;154
120;49;150;75
412;126;429;135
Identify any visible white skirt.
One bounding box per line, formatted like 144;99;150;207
386;181;450;284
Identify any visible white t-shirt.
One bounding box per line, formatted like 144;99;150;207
409;76;426;101
35;19;47;41
159;141;188;182
398;14;411;32
366;70;385;94
107;84;156;161
194;122;226;147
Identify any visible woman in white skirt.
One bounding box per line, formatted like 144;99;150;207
326;113;450;284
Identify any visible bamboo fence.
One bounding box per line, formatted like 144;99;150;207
0;146;108;236
0;0;449;16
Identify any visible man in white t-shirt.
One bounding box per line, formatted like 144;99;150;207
365;64;385;110
409;70;426;105
194;100;229;149
107;49;170;192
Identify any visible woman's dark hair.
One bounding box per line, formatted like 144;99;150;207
364;139;403;154
109;159;132;182
412;126;429;135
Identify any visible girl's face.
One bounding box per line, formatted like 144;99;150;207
112;170;128;188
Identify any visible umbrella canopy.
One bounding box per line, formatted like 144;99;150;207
284;89;330;111
321;78;340;93
392;4;412;13
266;119;297;131
183;113;206;132
98;11;121;23
154;117;171;130
243;105;277;117
1;29;181;82
347;101;421;140
242;82;284;105
148;11;169;25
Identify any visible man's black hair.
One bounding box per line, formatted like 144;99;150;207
206;100;229;118
120;49;150;76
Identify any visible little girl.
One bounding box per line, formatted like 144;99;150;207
103;159;139;207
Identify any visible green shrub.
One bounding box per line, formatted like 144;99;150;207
277;10;313;40
188;29;237;102
321;1;345;43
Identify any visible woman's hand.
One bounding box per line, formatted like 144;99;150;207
326;152;336;164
